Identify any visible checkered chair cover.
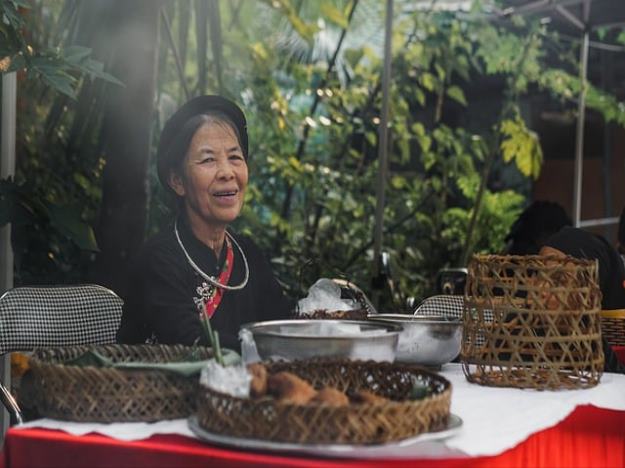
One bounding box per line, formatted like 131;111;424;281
414;294;465;320
0;284;123;355
0;285;123;424
415;295;493;346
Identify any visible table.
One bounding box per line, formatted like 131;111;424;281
2;405;624;468
3;364;625;468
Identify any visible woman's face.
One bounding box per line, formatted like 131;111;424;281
169;121;248;228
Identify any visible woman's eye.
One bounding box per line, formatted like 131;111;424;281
229;154;244;162
199;156;215;164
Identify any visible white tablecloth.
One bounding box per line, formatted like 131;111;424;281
16;364;625;458
445;365;625;456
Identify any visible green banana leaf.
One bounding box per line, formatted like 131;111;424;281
66;348;241;377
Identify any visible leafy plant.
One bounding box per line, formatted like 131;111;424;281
1;1;121;284
0;1;122;97
500;115;543;180
8;0;625;311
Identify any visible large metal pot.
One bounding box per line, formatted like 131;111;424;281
368;314;462;367
240;319;401;362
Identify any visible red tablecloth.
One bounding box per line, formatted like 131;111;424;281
2;405;624;468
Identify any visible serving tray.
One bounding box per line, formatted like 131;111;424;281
188;413;462;458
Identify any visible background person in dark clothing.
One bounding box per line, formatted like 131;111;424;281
540;227;625;374
504;203;624;373
504;200;572;256
617;206;625;258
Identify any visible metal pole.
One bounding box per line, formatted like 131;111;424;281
578;216;619;228
600;49;613;239
1;72;17;438
572;27;590;228
372;0;393;278
1;73;16;291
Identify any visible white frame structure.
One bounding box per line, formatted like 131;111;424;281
494;0;625;228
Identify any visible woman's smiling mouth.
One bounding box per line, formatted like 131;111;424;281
212;189;239;205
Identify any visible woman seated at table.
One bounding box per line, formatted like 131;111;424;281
117;95;293;350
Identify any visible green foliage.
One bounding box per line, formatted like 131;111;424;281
320;2;349;29
500;116;543;180
258;0;319;44
539;69;625;126
10;0;625;308
1;1;119;284
0;1;121;98
0;176;99;284
216;2;539;305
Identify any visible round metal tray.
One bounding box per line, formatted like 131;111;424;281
188;413;463;458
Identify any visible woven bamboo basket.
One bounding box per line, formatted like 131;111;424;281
461;255;604;390
196;359;451;445
600;310;625;346
30;344;212;422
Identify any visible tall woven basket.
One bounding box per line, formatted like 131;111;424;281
461;255;604;390
30;344;212;422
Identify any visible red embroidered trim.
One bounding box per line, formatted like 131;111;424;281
203;237;235;319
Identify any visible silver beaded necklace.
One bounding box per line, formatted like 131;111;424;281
174;220;249;291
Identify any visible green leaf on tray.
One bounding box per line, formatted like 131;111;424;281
408;378;433;400
65;349;241;377
65;350;106;368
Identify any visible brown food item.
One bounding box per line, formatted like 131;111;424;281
306;309;368;320
309;387;349;406
247;363;268;398
350;389;389;405
267;371;317;405
11;352;30;379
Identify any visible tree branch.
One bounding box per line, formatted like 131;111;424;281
161;8;191;100
341;190;434;271
279;0;360;222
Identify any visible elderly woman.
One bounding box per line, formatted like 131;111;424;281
117;95;293;350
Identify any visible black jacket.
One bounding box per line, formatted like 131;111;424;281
116;218;293;351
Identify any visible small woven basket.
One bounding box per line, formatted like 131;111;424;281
600;310;625;346
30;344;212;422
197;359;451;445
461;255;604;390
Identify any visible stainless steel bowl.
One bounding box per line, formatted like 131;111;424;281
368;314;462;367
240;319;401;362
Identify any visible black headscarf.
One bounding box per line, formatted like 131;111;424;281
156;95;248;192
505;201;572;255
